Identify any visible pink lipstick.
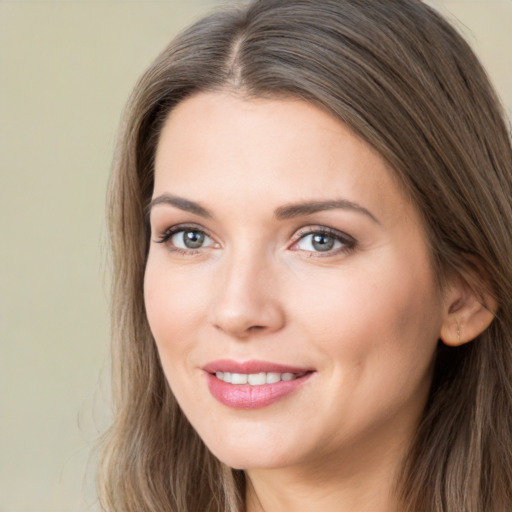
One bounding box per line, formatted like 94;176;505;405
202;359;314;409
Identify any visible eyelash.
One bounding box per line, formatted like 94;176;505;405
155;224;356;257
292;226;356;257
156;224;214;256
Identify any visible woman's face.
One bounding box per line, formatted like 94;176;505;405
145;92;447;472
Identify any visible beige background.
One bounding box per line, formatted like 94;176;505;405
0;1;510;511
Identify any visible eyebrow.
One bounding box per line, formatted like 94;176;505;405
274;199;380;224
148;194;379;224
147;194;212;218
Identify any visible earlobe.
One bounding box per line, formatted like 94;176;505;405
439;279;497;347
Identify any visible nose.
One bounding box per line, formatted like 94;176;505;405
208;249;286;339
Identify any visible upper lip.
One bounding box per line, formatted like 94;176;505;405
202;359;314;374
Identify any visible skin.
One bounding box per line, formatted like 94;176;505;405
144;91;461;511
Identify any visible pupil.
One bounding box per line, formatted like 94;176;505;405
184;230;204;249
312;234;334;251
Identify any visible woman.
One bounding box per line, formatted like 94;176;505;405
98;1;512;511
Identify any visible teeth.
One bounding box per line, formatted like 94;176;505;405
248;372;266;385
231;373;248;384
266;372;281;384
215;371;302;385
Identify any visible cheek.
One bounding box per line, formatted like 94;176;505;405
143;255;211;363
288;252;442;370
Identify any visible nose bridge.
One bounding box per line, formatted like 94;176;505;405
209;242;285;338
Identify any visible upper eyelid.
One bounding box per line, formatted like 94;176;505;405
155;223;349;236
293;225;354;241
155;223;211;237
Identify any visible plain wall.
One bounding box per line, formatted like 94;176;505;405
0;1;510;511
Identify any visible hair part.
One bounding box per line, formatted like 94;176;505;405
98;1;512;511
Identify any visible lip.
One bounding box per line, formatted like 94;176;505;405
202;359;315;410
203;359;314;374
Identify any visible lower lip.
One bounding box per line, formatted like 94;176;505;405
205;372;313;409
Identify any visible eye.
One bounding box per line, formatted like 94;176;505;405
291;228;355;255
156;226;216;252
172;229;213;249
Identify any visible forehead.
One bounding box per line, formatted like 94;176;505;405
153;91;410;226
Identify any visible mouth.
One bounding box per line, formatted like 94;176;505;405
213;370;308;385
202;360;315;409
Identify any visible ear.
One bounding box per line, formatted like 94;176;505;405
439;276;497;347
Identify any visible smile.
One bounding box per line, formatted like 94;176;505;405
202;360;315;409
214;371;306;385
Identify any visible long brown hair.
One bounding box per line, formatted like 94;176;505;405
98;1;512;510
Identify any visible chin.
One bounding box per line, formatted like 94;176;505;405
202;434;299;471
213;451;295;471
